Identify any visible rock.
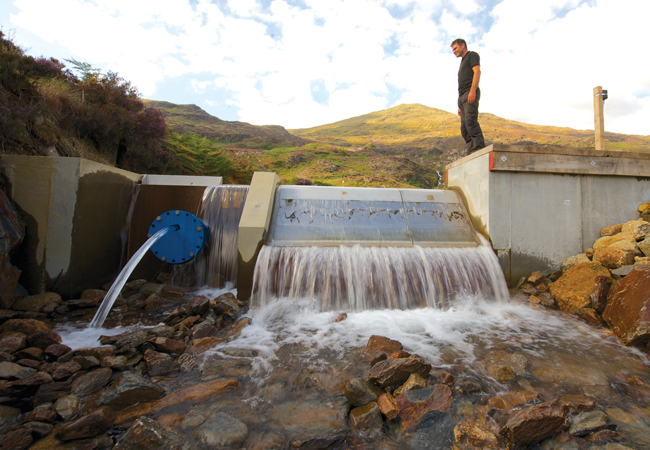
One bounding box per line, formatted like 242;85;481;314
140;283;163;296
499;399;569;449
186;336;222;353
15;346;43;360
219;347;257;357
149;337;186;354
0;331;26;354
144;294;161;312
367;356;431;388
33;381;71;406
344;377;385;407
81;289;107;300
549;262;612;312
485;351;529;380
17;358;40;368
0;318;51;336
97;371;164;409
101;355;128;371
76;346;116;360
636;256;650;264
144;349;179;376
396;383;452;431
226;317;253;339
27;330;62;350
591;276;613;313
594;232;637;251
115;378;238;425
586;247;595;259
12;292;62;313
3;371;52;396
640;202;650;221
639;237;650;257
245;431;285;450
365;335;403;357
561;394;595;412
193;411;248;448
0;361;36;379
603;266;650;346
538;292;556;308
0;189;24;310
594;247;635;269
333;312;347;322
161;286;184;300
527;271;546;285
561;254;590;273
519;283;539;296
377;392;400;420
201;358;252;379
0;427;33;450
488;390;540;411
209;293;241;323
601;224;624;236
349;402;383;436
622;219;650;240
575;307;604;325
25;408;57;423
44;343;72;360
608;239;641;256
0;404;21;430
569;410;615;436
71;368;112;396
51;360;82;380
189;322;216;339
54;393;81;420
583;429;625;445
394;372;430;396
57;406;115;441
455;380;482;394
270;397;348;448
188;295;210;315
115;417;187;450
454;418;502;449
72;355;100;370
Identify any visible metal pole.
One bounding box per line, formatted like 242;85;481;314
593;86;605;151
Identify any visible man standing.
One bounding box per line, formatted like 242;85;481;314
451;38;485;155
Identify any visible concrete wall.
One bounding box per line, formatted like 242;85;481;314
447;144;650;284
237;172;281;301
3;156;141;297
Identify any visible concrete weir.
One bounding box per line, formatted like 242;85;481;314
446;144;650;284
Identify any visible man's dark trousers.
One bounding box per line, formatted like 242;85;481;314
458;88;485;153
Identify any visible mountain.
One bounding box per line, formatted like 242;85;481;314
144;100;307;145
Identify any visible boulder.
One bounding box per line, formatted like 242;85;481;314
51;360;82;380
44;343;72;360
594;232;636;252
71;368;112;396
27;330;62;349
54;393;81;420
499;400;569;449
394;372;430;396
0;319;52;336
365;335;403;357
101;355;128;371
349;402;383;436
0;361;36;379
549;262;612;312
601;224;623;236
192;411;248;449
622;219;650;240
396;383;452;431
377;393;400;420
367;356;431;388
97;371;164;409
561;254;590;273
114;417;187;450
149;337;186;354
0;331;26;354
33;381;71;406
344;377;385;407
56;406;115;441
602;266;650;346
594;247;635;269
12;292;62;313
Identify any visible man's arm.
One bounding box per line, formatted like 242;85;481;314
468;65;481;104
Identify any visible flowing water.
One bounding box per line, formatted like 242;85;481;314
89;226;175;328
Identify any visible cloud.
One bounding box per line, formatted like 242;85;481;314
6;0;650;134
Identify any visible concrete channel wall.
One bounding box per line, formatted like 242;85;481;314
3;156;142;297
446;144;650;284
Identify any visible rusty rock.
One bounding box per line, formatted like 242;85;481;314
367;356;431;388
499;399;569;449
349;402;383;436
396;383;452;431
344;377;384;407
603;266;650;346
57;406;115;441
377;392;400;420
549;262;612;312
594;247;635;269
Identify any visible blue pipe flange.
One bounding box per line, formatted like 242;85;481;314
148;210;209;264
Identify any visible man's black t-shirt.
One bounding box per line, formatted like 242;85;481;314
458;50;480;95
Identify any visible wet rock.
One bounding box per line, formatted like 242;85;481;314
81;289;107;300
527;271;546;285
15;346;44;360
188;295;210;315
539;431;583;449
0;318;51;336
27;330;62;350
144;349;179;376
226;317;252;338
561;394;595;413
201;357;251;379
389;350;411;359
0;427;33;450
602;266;650;346
430;369;455;385
367;356;431;388
51;360;82;380
144;294;161;312
602;224;624;236
12;292;62;313
190;321;216;339
622;218;650;240
33;381;71;406
550;262;612;312
370;354;387;367
591;276;613;313
149;337;186;354
3;371;52;397
499;399;570;449
396;383;452;431
115;378;238;425
519;283;540;296
488;390;540;411
101;355;128;371
97;371;164;409
349;402;383;436
594;247;635;269
583;429;625;445
454;380;482;394
186;336;222;353
245;431;286;450
0;404;21;429
569;410;615;436
219;347;258;357
175;315;200;332
0;331;26;354
72;355;100;370
0;361;36;379
140;283;163;296
71;368;112;396
561;254;590;272
333;312;347;322
115;417;187;450
270;397;348;448
575;307;604;326
161;286;184;300
75;346;115;361
485;351;529;381
57;406;115;441
378;393;400;420
454;418;502;449
25;408;57;423
125;279;147;292
344;377;385;407
365;335;403;357
193;411;248;448
54;393;81;420
394;372;430;396
44;343;72;360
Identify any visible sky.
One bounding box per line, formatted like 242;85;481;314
1;0;649;135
